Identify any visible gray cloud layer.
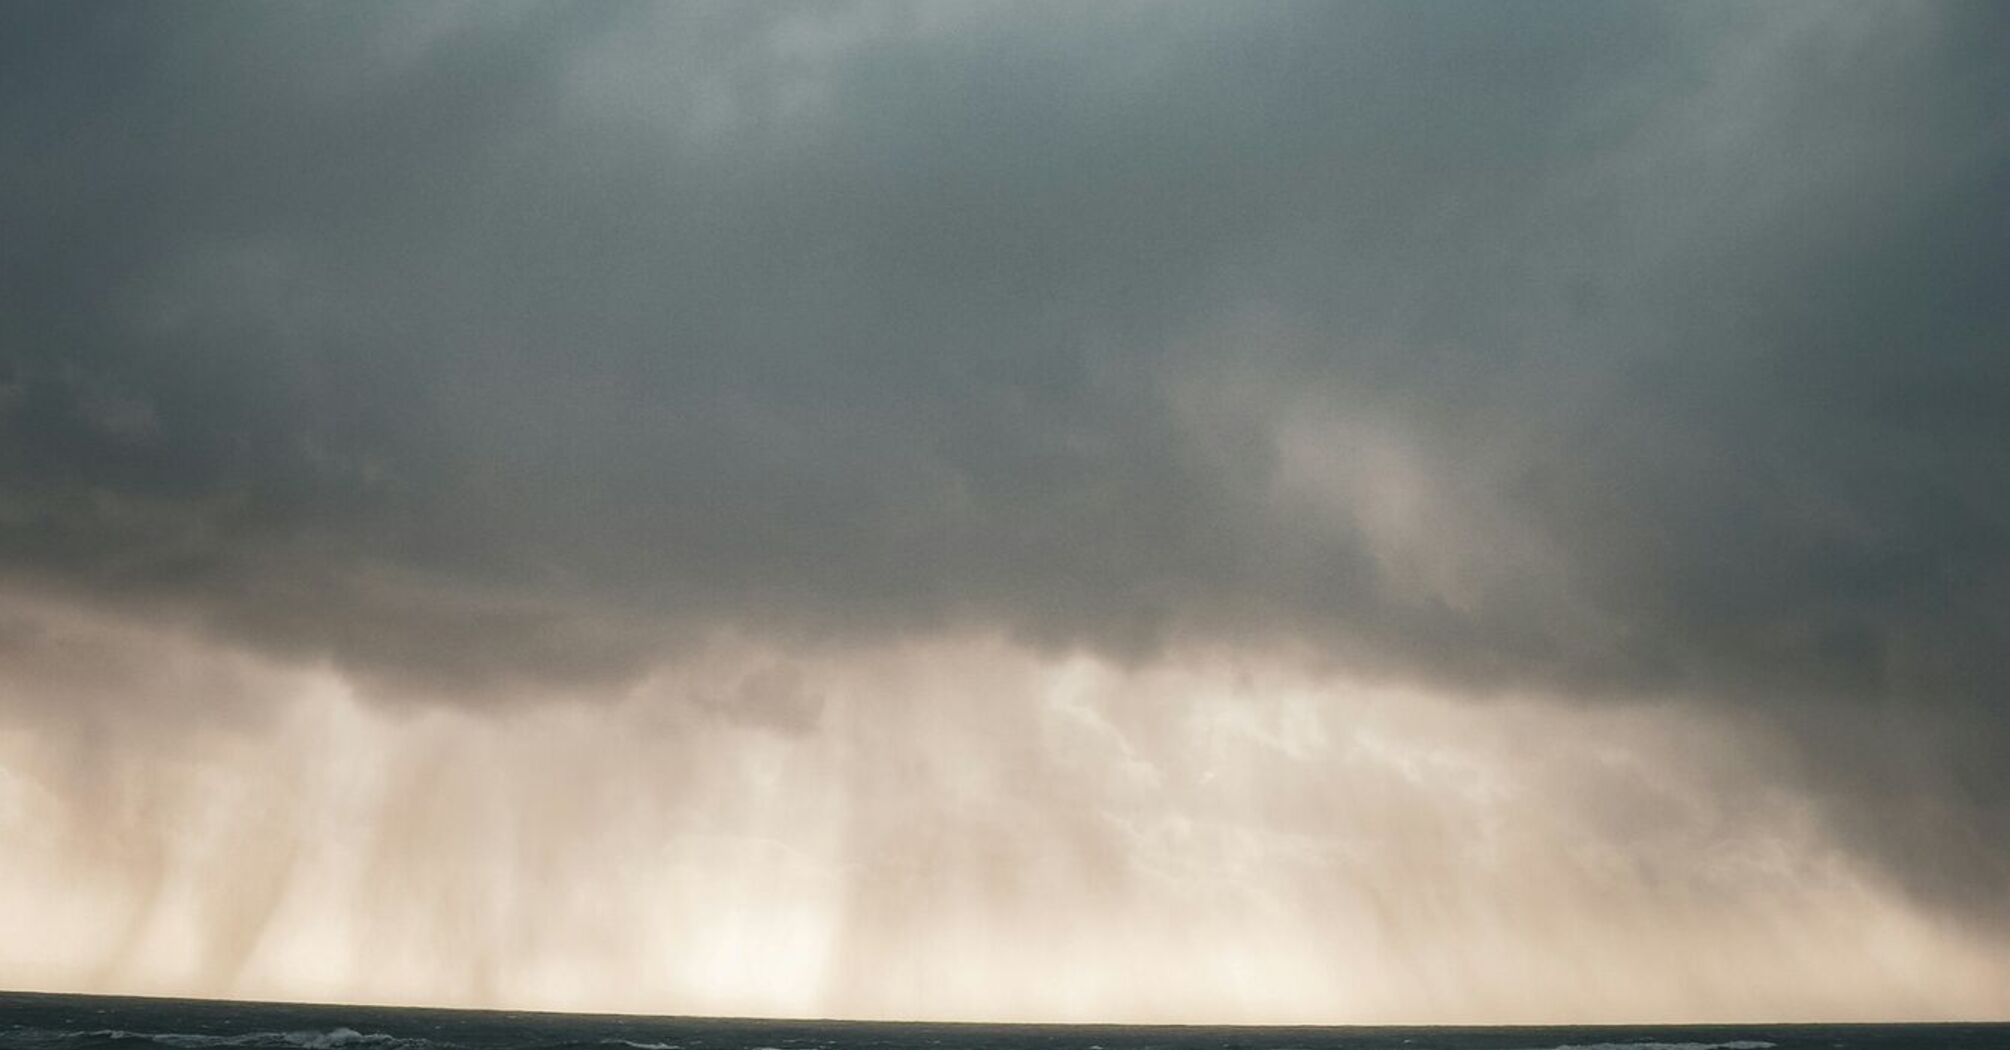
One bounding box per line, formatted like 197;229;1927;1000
4;2;2008;927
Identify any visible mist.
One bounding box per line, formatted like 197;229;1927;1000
4;0;2008;1025
3;596;2005;1023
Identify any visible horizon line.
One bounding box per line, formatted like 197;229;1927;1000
6;987;2007;1031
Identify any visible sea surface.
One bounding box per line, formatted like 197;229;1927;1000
1;992;2003;1050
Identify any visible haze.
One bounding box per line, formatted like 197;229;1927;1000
2;0;2007;1024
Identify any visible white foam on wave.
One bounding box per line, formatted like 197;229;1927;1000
280;1031;401;1050
599;1042;679;1050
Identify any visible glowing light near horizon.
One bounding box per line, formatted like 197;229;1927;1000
1;600;2006;1023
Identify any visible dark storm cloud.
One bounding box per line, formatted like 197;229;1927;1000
3;2;2008;916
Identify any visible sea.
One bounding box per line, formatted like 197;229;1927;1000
1;992;2003;1050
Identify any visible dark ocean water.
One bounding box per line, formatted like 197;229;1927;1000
1;992;2002;1050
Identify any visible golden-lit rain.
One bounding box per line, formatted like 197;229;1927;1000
4;594;2005;1023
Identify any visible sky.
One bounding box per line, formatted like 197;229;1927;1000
2;0;2009;1025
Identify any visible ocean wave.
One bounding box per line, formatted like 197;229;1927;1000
4;1029;432;1050
1516;1042;1776;1050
